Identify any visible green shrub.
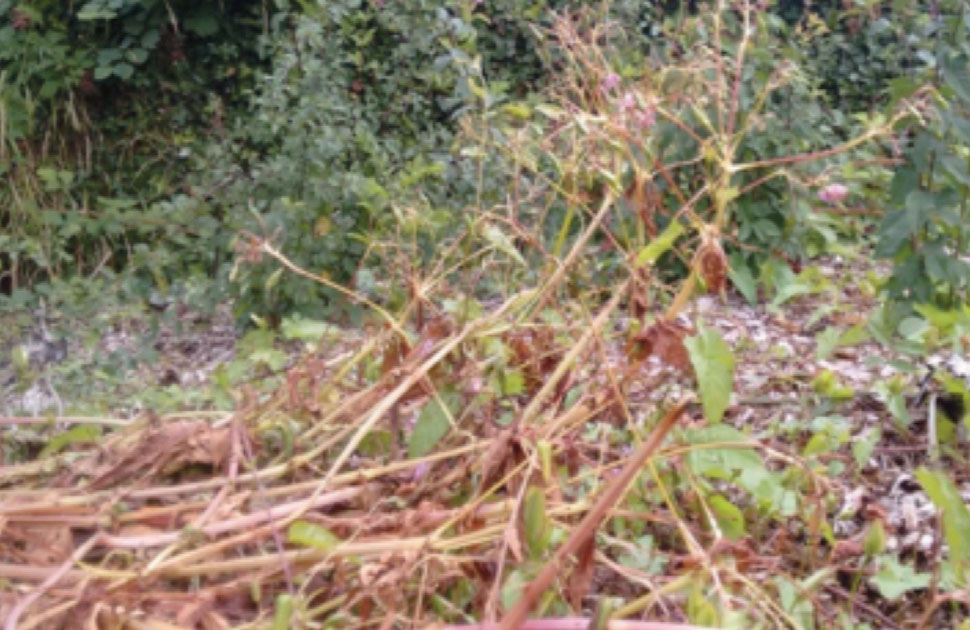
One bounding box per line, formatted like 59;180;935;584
875;0;970;307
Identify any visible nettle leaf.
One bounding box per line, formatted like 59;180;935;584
685;325;735;423
870;556;931;601
915;468;970;568
408;389;461;458
287;520;340;551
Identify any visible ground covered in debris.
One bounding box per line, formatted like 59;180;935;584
2;248;968;630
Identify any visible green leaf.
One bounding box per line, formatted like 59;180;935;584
852;428;881;468
287;520;340;551
483;224;525;267
408;390;460;458
870;556;930;600
113;63;134;80
501;368;525;396
728;263;757;305
522;486;552;558
184;11;220;37
39;424;102;457
685;425;796;516
280;316;339;342
915;468;970;568
685;325;735;423
942;55;970;102
126;48;149;64
709;494;745;539
77;3;117;19
815;326;841;360
636;220;684;267
687;587;719;626
272;594;294;630
501;569;529;611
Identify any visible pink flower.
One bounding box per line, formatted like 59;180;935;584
620;92;635;111
601;72;620;93
635;106;656;129
412;462;431;482
818;183;849;204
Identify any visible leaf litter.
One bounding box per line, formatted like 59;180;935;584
2;250;968;629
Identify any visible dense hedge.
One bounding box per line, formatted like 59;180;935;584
3;0;969;318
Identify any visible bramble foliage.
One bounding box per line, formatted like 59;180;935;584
0;0;274;300
875;0;970;307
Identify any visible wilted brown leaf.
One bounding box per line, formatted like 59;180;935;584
87;421;235;490
2;523;74;565
697;236;727;294
626;319;692;372
505;327;566;395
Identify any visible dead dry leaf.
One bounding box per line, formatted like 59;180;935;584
626;319;692;372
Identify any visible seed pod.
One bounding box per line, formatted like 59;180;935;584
696;233;727;294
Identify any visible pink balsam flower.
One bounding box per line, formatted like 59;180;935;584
601;72;620;93
619;92;636;111
818;183;848;204
635;106;656;129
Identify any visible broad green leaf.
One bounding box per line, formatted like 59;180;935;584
870;556;930;600
523;486;552;558
39;424;102;457
408;390;460;458
685;425;797;516
709;494;745;539
636;220;684;267
287;520;340;551
685;325;734;423
915;468;970;568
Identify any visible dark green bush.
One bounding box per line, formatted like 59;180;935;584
875;0;970;307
